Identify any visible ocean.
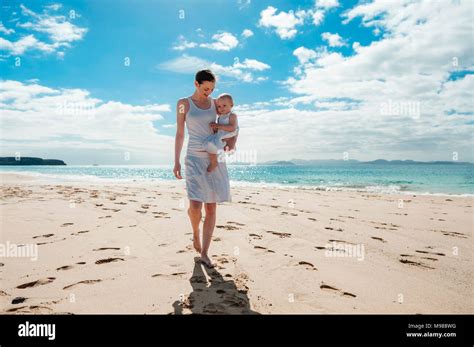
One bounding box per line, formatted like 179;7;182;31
1;162;473;196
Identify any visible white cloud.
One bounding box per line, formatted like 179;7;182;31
0;35;60;55
0;4;87;57
241;29;254;38
45;3;62;11
234;58;270;71
18;17;86;43
315;0;339;9
293;47;317;64
158;54;270;83
258;6;307;39
311;10;325;26
310;0;340;27
321;32;347;47
200;32;239;51
258;1;340;37
172;35;197;51
238;0;251;10
0;22;15;35
172;31;239;51
0;80;173;164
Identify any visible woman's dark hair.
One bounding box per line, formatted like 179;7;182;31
195;69;216;84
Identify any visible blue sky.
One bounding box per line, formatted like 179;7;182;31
1;0;473;164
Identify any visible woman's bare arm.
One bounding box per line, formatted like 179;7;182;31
173;98;187;179
215;113;237;132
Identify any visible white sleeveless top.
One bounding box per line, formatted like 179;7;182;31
185;96;217;158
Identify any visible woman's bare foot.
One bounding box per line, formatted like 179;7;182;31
207;161;218;172
200;254;214;268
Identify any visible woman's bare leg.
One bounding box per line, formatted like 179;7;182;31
187;200;202;253
201;202;217;266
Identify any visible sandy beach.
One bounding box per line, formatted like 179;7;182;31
0;172;472;314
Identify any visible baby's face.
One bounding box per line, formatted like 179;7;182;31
216;98;233;115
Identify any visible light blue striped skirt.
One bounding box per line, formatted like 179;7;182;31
184;153;232;203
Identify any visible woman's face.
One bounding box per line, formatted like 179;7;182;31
194;80;215;98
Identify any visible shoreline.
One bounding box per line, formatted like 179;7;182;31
1;171;472;197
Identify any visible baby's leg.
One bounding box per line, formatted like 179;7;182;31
203;138;219;172
207;153;218;172
223;136;237;152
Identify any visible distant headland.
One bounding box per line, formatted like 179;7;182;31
0;157;67;165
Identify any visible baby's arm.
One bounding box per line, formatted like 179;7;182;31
216;113;237;132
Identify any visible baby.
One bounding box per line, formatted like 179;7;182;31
202;93;239;172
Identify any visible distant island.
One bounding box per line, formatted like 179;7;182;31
260;160;297;166
0;157;67;165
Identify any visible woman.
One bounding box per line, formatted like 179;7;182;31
173;69;232;268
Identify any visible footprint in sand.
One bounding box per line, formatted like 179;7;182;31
254;245;275;253
56;265;73;271
415;250;445;256
432;229;467;238
266;230;291;238
63;279;102;290
33;234;54;239
153;212;170;218
102;208;121;212
371;236;387;243
216;224;240;231
297;261;317;270
308;217;317;221
329;239;356;245
12;297;27;304
421;257;438;261
56;262;86;271
36;238;66;246
17;277;56;289
95;257;124;265
248;233;262;240
320;283;356;298
71;230;90;235
93;247;120;251
152;272;187;278
60;222;74;227
325;227;344;232
227;221;245;226
339;215;356;219
250;207;261;211
399;257;434;269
